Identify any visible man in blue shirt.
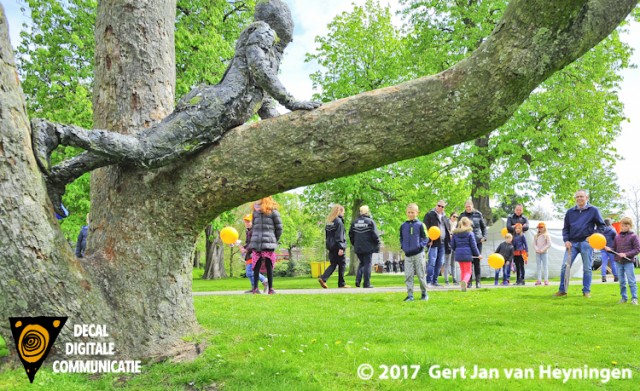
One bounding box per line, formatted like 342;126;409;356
555;190;605;298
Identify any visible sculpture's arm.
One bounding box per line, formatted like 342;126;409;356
258;96;280;119
246;27;320;111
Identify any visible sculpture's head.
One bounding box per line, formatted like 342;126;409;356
254;0;293;46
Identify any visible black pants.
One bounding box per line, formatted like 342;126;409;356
355;252;373;287
469;242;483;284
321;249;346;287
253;257;273;290
514;255;525;283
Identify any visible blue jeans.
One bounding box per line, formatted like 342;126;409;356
536;252;549;281
502;261;511;283
618;262;637;301
600;251;618;278
245;263;266;289
444;252;457;283
495;261;511;283
558;241;593;294
426;243;445;284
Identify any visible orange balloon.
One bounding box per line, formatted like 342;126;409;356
220;227;239;245
588;233;606;250
501;227;508;237
488;253;505;269
428;226;441;241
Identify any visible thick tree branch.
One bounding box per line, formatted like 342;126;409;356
151;0;637;227
22;0;638;232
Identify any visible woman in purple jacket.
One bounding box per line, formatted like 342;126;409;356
605;217;640;305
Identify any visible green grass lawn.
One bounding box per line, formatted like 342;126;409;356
1;282;639;390
191;269;410;291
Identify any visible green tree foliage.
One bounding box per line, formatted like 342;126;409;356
306;0;410;100
400;0;506;76
175;0;256;97
401;0;631;218
273;193;323;274
304;0;469;253
16;0;95;240
16;0;95;127
15;0;255;240
469;34;628;215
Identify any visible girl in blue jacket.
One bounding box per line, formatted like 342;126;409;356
451;217;482;291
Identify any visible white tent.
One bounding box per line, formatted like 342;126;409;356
479;218;592;280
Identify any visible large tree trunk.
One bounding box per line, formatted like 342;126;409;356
193;250;201;268
1;0;638;361
80;0;197;360
0;4;113;361
203;225;226;280
227;246;238;278
470;135;494;222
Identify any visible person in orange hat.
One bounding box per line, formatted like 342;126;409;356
534;222;551;286
241;213;268;293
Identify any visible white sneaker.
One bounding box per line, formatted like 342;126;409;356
619;299;628;304
632;298;639;305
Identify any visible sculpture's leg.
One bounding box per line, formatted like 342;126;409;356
31;118;141;173
31;118;62;174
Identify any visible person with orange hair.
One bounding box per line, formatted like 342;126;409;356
241;213;268;293
248;196;283;294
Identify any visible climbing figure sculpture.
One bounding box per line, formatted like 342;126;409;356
32;0;320;214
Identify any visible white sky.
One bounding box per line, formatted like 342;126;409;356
4;0;639;191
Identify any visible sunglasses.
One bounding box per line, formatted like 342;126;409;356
437;205;445;208
452;216;458;218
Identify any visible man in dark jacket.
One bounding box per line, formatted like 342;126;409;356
506;204;530;234
459;200;487;288
555;189;605;298
349;205;380;288
423;200;451;287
